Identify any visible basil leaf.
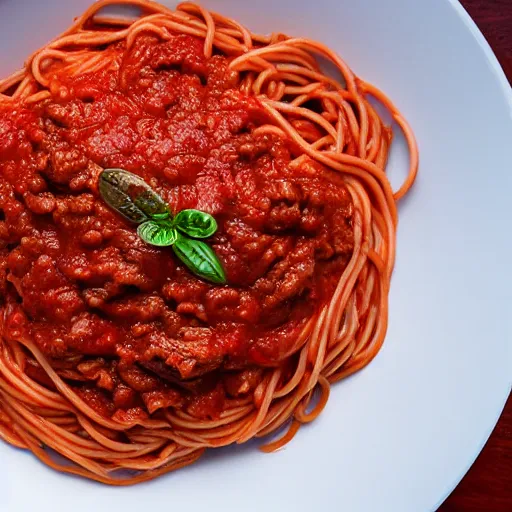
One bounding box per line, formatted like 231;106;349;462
172;235;226;284
99;168;170;223
138;220;178;247
174;209;218;238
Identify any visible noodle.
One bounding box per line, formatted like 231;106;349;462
0;0;418;484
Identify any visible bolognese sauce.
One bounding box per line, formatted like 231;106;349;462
0;34;354;420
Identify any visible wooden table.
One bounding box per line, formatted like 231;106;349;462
438;1;511;510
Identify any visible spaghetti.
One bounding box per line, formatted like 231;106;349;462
0;0;418;485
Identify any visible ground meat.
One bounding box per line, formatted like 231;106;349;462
23;191;56;215
0;32;354;419
117;363;160;393
141;388;184;414
224;368;263;397
186;383;226;419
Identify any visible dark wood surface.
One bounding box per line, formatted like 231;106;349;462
438;1;511;510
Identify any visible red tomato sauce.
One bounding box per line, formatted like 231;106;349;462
0;34;353;419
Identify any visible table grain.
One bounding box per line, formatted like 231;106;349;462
437;1;511;510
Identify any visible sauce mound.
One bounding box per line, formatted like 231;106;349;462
0;34;353;419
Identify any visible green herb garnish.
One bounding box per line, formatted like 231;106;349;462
173;233;226;284
174;209;218;238
137;219;178;247
99;168;226;284
99;168;170;223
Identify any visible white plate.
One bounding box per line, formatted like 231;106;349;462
1;1;511;511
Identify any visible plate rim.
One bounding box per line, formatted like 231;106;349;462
433;0;512;508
